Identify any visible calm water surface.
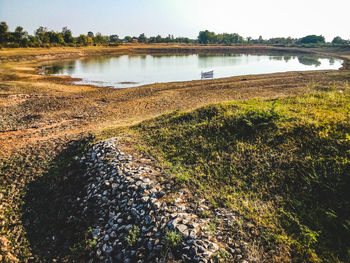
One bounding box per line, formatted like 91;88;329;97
45;53;342;88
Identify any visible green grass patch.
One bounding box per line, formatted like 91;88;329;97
134;88;350;262
164;230;182;248
125;226;140;247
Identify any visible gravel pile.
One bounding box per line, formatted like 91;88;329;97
79;138;220;263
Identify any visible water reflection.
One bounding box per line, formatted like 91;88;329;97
44;64;64;75
297;56;321;67
269;56;283;61
43;53;342;88
284;55;292;62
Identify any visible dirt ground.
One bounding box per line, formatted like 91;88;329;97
1;44;350;261
1;45;349;155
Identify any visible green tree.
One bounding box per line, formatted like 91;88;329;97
46;31;64;44
0;21;9;44
286;37;294;45
13;26;26;43
13;26;29;46
198;30;216;44
175;37;191;43
93;32;108;45
232;33;243;43
332;36;347;45
76;34;90;46
28;35;40;47
109;34;119;43
57;34;64;44
124;36;132;42
155;35;162;43
164;34;174;42
299;35;325;44
35;26;49;43
148;36;156;43
138;33;147;43
62;27;74;43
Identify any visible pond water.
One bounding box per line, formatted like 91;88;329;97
44;53;342;88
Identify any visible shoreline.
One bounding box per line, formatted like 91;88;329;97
1;44;349;64
1;44;348;93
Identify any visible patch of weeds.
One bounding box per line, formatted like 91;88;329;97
199;210;210;218
326;81;339;92
175;171;190;185
87;238;97;248
210;199;218;209
212;248;232;263
125;226;140;247
164;230;182;248
169;162;181;174
134;144;145;153
278;209;319;249
88;227;93;235
206;217;219;232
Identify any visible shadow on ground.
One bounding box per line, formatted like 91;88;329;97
22;136;93;262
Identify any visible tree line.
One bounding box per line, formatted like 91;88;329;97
0;22;117;47
0;22;194;48
197;30;350;46
0;21;349;48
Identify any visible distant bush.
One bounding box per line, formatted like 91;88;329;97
332;36;349;45
299;35;325;44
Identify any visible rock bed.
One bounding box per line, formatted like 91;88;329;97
79;138;220;263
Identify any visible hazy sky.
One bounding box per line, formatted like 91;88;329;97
0;0;349;41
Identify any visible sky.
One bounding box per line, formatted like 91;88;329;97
0;0;349;41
